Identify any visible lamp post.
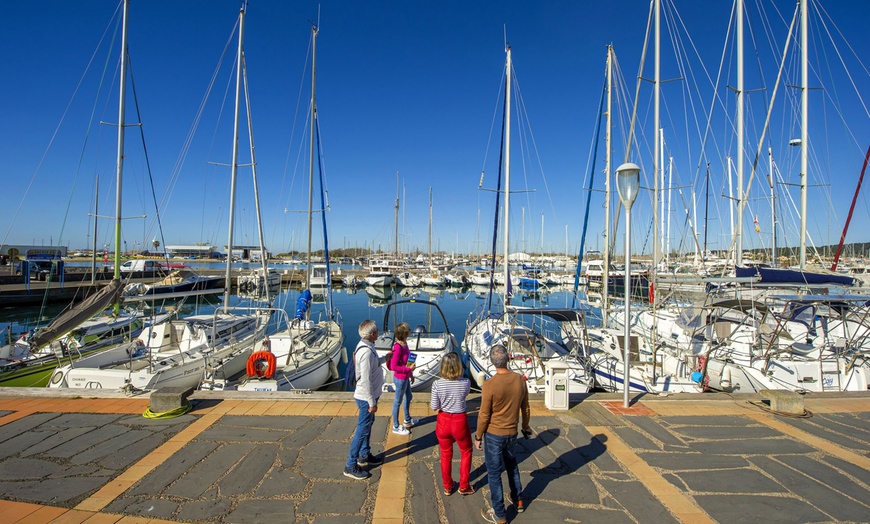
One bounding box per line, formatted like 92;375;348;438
616;162;640;408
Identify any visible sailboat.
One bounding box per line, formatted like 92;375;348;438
211;21;345;392
0;0;178;389
50;3;268;391
461;45;592;395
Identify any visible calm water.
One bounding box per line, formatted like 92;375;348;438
0;281;594;356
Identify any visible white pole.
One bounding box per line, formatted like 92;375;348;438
603;46;613;324
503;46;512;308
623;205;632;408
224;4;245;311
728;157;734;264
736;0;745;266
665;157;674;261
799;0;808;268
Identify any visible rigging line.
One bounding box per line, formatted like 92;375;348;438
275;28;314;252
510;62;558;228
815;1;870;112
572;75;607;308
152;15;239;244
729;3;799;264
127;52;169;262
1;1;123;250
813;5;870;142
485;55;508;313
480;59;508;189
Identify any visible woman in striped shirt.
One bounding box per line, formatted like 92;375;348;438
430;352;474;496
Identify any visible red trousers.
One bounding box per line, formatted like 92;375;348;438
435;411;473;490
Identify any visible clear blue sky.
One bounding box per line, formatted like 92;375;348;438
2;1;869;259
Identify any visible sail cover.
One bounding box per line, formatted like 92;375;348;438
28;280;124;350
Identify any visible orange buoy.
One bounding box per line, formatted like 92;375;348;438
246;351;277;379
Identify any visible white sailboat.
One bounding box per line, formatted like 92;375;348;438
51;3;267;391
211;21;345;392
461;45;592;395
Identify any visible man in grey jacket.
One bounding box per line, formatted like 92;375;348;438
344;319;386;479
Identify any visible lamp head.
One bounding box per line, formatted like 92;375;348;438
615;162;641;208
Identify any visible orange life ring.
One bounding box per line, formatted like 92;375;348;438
246;351;277;379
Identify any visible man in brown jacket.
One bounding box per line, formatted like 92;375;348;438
475;344;532;523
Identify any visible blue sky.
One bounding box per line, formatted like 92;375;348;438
2;1;869;258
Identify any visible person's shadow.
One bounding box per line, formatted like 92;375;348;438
520;433;608;512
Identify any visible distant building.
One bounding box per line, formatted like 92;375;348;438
166;245;216;258
224;245;269;261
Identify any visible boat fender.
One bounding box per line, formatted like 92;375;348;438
246;351;277;379
720;365;732;389
328;358;339;380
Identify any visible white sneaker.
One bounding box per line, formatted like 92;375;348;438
392;425;410;435
403;417;419;428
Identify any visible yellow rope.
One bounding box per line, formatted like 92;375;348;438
143;402;193;419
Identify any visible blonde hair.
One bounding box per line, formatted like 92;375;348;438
395;322;411;342
439;352;464;380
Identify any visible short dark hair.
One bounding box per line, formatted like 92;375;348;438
490;344;509;369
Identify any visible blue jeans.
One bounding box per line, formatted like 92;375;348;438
483;433;522;520
346;399;375;468
392;377;412;427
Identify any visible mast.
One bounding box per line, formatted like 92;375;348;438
769;147;776;267
799;0;808;268
112;0;130;314
503;46;512;308
652;0;660;292
394;172;399;261
428;187;433;268
242;44;270;303
736;0;745;265
223;4;245;311
91;175;99;285
306;24;318;288
704;163;710;255
603;45;612;324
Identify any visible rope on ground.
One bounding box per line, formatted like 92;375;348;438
143;402;193;419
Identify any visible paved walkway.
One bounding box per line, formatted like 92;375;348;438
0;389;868;523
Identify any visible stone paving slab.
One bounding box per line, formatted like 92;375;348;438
0;393;868;524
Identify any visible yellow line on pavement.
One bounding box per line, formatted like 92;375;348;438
747;412;870;471
586;426;715;524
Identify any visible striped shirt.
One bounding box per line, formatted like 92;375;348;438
430;377;471;414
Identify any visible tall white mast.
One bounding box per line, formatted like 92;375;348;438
306;24;318;288
799;0;808;269
112;0;130;314
603;45;612;324
769;147;777;267
503;46;512;308
736;0;745;266
652;0;660;289
223;4;245;311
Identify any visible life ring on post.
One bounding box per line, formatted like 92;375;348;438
246;351;277;379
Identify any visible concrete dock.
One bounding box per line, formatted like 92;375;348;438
0;389;868;523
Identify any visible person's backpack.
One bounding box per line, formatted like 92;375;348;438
344;345;365;391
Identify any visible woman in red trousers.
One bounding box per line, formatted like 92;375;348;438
429;352;474;496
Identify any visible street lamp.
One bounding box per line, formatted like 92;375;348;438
616;162;640;408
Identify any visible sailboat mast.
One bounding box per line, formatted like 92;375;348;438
113;0;130;295
91;175;99;285
223;5;245;311
306;24;318;287
799;0;808;269
394;172;399;260
428;187;433;267
736;0;745;266
769;147;776;267
242;51;271;303
652;0;660;281
603;45;612;324
503;46;512;308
